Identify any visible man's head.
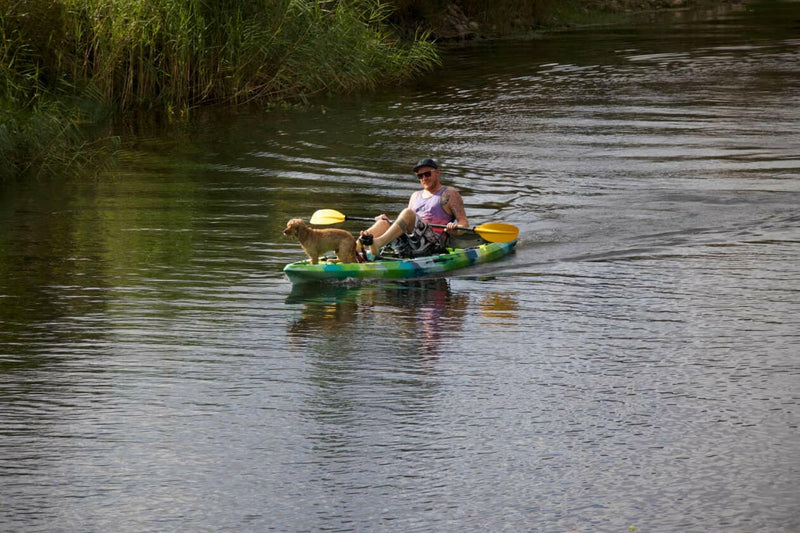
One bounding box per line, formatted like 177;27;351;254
413;158;438;173
413;158;440;186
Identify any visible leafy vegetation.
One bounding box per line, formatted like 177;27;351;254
1;0;439;179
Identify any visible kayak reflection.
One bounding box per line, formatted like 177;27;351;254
286;279;469;358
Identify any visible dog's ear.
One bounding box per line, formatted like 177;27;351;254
295;220;308;239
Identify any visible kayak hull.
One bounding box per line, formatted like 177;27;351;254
283;239;517;284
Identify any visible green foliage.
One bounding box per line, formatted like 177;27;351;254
0;1;113;179
3;0;439;111
0;0;439;179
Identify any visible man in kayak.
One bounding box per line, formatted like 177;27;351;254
360;158;469;257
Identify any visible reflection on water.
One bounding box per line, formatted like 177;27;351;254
287;279;470;359
478;292;519;326
1;2;799;531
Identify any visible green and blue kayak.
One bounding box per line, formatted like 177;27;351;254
283;239;518;284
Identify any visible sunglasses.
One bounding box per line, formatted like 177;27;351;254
416;171;433;179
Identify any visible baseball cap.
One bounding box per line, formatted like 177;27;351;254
412;158;439;172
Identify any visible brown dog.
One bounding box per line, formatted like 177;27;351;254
283;218;357;265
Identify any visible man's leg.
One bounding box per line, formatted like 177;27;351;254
362;218;392;240
369;208;417;255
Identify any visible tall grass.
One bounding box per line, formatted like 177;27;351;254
1;2;114;179
1;0;440;178
0;91;116;180
5;0;439;110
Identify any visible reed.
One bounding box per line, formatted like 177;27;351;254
1;0;439;178
53;0;439;109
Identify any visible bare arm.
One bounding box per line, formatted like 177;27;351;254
441;188;468;231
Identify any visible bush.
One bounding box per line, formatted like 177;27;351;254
0;0;440;179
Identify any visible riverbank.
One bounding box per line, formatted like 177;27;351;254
1;0;736;180
389;0;730;41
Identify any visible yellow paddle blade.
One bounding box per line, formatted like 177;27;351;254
310;209;346;225
472;222;519;243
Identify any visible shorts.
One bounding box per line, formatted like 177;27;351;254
387;217;446;258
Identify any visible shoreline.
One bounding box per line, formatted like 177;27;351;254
406;0;744;44
1;0;742;180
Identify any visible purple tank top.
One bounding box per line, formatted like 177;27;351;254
411;186;454;234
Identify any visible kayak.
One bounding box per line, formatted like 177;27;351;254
284;240;517;284
283;239;518;284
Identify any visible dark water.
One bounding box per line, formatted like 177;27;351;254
2;2;799;531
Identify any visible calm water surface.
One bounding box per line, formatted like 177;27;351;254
2;2;799;531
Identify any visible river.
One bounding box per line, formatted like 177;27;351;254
1;2;798;531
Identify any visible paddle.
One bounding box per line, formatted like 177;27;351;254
309;209;519;243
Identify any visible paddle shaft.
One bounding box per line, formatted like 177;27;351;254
343;215;475;234
309;209;519;243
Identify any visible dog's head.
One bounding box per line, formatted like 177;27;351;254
283;218;308;239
